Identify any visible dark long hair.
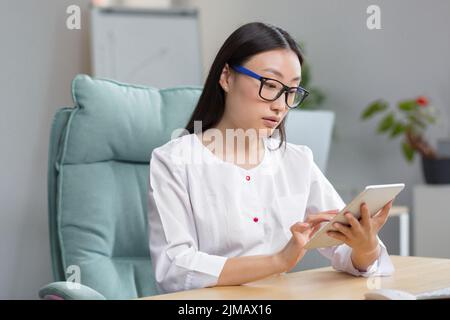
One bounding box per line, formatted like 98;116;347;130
183;22;304;150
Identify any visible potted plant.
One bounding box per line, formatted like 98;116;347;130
295;42;326;111
361;96;450;184
296;58;326;110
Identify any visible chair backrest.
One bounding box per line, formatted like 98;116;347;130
48;74;202;299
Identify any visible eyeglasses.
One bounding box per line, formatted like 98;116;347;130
231;65;309;109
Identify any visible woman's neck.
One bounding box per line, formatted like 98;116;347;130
199;123;266;169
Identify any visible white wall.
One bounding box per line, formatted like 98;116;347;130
1;0;449;299
0;0;91;299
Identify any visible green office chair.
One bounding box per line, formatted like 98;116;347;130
39;75;202;299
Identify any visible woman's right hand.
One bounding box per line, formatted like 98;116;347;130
275;210;340;272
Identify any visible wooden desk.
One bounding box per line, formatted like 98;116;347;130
142;256;450;300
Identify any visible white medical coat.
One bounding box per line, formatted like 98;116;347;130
148;133;394;294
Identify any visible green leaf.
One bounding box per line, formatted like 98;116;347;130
361;100;388;120
390;122;406;138
402;141;415;163
377;112;395;133
398;100;417;112
300;60;311;87
299;87;326;110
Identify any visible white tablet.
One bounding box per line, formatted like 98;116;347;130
304;183;405;250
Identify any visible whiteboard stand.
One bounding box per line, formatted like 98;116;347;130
90;6;203;88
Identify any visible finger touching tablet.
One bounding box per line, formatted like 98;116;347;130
304;183;405;250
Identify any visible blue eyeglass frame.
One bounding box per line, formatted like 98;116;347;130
230;65;310;108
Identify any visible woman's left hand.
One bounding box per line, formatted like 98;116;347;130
327;200;394;257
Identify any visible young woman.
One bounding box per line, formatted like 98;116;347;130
147;22;394;294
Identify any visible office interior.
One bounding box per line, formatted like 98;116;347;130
1;0;450;300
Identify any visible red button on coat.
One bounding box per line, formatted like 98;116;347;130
253;217;259;223
246;175;251;181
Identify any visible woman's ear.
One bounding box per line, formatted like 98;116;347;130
219;63;233;93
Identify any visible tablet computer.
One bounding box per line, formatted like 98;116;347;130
304;183;405;250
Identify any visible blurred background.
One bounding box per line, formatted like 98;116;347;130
1;0;449;299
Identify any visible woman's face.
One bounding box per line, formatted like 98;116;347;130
219;49;302;138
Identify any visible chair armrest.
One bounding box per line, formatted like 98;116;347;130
38;282;106;300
